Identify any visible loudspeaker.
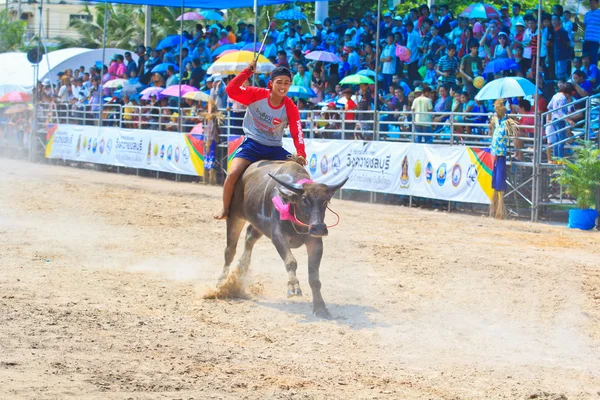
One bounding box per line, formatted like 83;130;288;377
27;48;44;64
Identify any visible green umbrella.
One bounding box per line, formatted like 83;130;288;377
339;74;375;85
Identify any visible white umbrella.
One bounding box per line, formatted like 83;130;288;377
183;91;211;102
475;77;540;101
103;79;128;89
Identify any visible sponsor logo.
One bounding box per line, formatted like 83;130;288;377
332;155;341;175
106;139;112;154
425;161;433;184
167;145;173;161
466;164;478;187
87;137;91;151
400;155;409;187
174;146;180;163
320;155;328;175
92;139;98;154
452;164;462;187
437;163;447;186
153;143;159;157
309;154;317;174
272;118;282;125
99;139;105;155
182;147;190;164
414;159;423;182
160;144;165;159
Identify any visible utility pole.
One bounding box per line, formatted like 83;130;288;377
144;5;152;47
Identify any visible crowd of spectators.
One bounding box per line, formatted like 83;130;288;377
34;0;599;154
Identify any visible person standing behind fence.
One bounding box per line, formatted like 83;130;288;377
411;87;433;143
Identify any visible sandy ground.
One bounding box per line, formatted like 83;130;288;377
0;158;599;400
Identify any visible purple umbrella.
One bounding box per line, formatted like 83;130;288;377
161;84;198;97
176;12;205;21
241;42;264;52
305;51;341;63
140;86;164;100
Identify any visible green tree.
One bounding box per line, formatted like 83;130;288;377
57;4;144;50
0;9;26;52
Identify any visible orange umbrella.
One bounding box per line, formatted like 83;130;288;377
0;91;32;103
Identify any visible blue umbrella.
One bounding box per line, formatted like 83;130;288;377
274;9;307;20
156;35;184;51
287;85;316;99
357;69;377;77
475;77;540;101
151;63;179;73
199;10;224;21
483;58;520;75
211;43;241;57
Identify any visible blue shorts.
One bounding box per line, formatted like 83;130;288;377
234;137;291;163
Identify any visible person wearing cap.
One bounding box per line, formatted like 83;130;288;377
510;3;525;37
493;32;513;60
218;29;231;46
512;20;526;46
214;60;307;220
314;20;325;43
411;86;433;143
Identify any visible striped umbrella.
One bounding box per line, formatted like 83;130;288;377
207;51;275;75
460;3;501;19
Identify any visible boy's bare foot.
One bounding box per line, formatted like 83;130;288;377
214;209;228;220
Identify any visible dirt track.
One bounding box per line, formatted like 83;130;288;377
1;158;599;399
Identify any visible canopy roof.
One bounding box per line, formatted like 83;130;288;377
0;48;138;90
81;0;325;8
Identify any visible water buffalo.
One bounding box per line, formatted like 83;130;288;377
218;159;347;318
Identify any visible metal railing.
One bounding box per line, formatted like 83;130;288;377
3;93;597;223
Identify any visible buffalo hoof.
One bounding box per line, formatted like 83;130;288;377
314;308;332;320
287;287;303;297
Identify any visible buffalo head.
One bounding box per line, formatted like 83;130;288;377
269;174;348;237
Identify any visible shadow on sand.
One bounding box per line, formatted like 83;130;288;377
254;299;389;330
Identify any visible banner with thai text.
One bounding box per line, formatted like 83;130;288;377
45;124;204;176
227;136;493;204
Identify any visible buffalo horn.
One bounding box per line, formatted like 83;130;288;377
326;177;349;193
268;173;304;194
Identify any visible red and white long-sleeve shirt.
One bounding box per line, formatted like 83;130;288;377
226;68;306;158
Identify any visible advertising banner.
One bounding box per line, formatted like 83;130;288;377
227;136;493;204
45;124;205;176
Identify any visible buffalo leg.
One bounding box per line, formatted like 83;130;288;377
305;237;331;319
272;235;303;297
218;216;245;284
236;225;263;275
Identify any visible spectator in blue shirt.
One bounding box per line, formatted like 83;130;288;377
581;55;598;88
124;52;137;77
583;0;600;66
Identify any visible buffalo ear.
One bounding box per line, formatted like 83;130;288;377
276;186;300;204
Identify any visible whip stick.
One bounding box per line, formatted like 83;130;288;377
254;11;271;62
